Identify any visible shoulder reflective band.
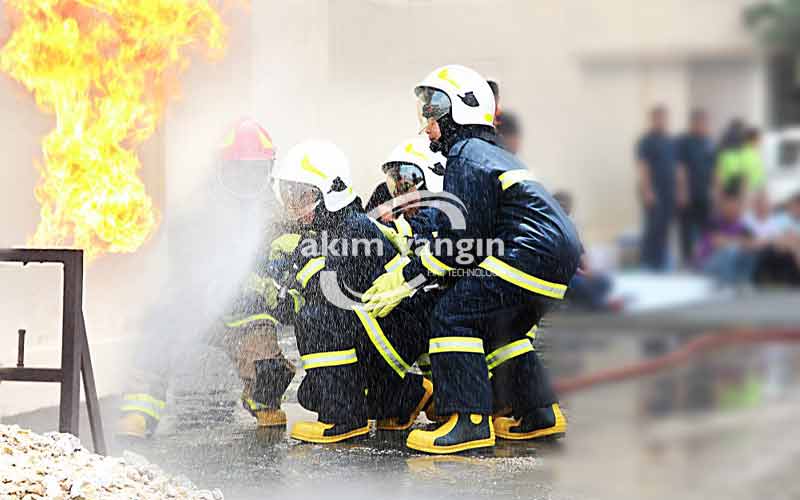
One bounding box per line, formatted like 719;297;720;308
485;339;534;371
498;169;536;191
419;246;454;277
225;313;278;328
526;324;538;340
429;336;484;355
301;348;358;370
120;393;166;421
296;256;326;288
353;306;411;378
384;254;410;273
479;256;568;299
394;216;413;237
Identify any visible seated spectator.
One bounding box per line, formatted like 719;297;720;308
554;191;623;312
745;190;784;241
753;189;800;286
695;177;760;284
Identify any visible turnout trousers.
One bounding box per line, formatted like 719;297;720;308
429;274;558;417
294;295;433;424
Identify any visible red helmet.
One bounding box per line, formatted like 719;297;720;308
221;118;275;161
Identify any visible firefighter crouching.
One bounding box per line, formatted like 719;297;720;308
363;65;582;454
118;119;295;437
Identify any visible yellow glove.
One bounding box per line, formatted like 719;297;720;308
374;222;410;256
244;274;279;309
269;233;302;260
362;269;413;318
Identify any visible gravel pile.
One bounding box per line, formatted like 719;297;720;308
0;425;223;499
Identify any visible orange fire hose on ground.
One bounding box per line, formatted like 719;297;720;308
553;328;800;395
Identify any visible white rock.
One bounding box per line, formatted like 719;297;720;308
0;424;224;500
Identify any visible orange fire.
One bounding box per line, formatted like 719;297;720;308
0;0;228;260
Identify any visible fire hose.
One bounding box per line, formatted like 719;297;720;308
553;328;800;395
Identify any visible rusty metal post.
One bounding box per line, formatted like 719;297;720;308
59;251;83;437
80;312;107;454
0;249;106;454
17;329;26;367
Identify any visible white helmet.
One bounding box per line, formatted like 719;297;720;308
415;64;495;128
272;140;356;214
382;136;446;194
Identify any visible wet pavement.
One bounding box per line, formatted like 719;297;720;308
6;328;800;500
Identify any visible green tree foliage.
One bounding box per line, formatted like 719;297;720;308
745;0;800;51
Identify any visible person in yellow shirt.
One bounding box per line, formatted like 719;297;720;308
717;127;765;193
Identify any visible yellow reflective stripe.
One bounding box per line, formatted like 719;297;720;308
288;289;304;312
121;393;166;421
486;339;534;371
405;142;429;160
301;154;327;179
257;130;273;149
394;216;413;237
353;306;411;378
526;324;538;340
301;348;358;370
120;405;161;420
384;254;410;273
437;68;461;89
243;398;270;411
479;256;568;299
419;247;454;277
429;336;484;355
498;169;536;190
296;256;326;288
123;393;166;408
225;313;278;328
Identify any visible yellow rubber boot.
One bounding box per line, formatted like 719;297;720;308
290;420;370;444
377;378;434;431
494;403;567;441
256;409;288;427
116;413;153;438
406;413;495;454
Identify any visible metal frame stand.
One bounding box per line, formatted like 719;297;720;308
0;249;106;455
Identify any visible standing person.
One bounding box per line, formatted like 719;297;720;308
715;118;746;195
738;128;766;192
676;109;716;265
636;106;678;270
363;65;581;454
496;110;522;155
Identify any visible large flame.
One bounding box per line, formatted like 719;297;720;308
0;0;228;260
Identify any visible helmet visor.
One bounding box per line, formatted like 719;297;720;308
415;87;451;129
219;159;274;198
385;162;426;198
277;180;321;219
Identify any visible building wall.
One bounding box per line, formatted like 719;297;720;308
0;0;765;415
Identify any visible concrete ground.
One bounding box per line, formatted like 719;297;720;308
6;330;800;500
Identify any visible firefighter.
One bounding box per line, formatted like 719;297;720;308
118;118;295;437
363;65;582;454
271;140;432;443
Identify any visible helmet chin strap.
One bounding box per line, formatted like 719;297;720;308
429;113;458;154
430;113;497;154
